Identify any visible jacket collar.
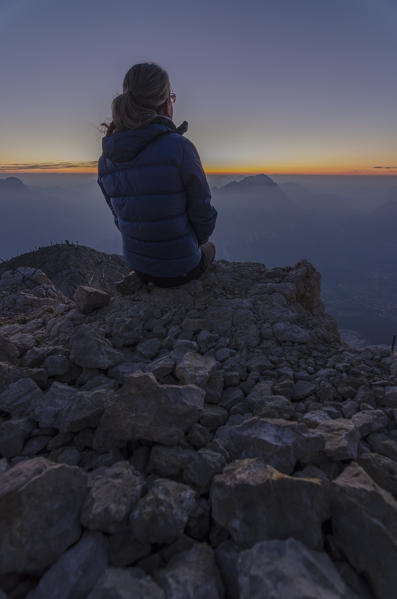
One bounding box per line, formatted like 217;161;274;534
101;117;188;162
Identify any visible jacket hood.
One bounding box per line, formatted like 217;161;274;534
101;117;177;163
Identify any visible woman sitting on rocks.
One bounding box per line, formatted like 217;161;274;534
98;61;217;288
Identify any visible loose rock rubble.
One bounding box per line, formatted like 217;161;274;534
0;244;396;598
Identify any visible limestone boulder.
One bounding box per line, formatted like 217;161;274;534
211;458;329;549
26;531;108;599
0;457;87;575
94;372;204;448
70;324;123;369
0;377;43;418
331;462;397;599
81;461;144;533
130;478;197;544
87;568;164;599
154;543;223;599
351;409;388;437
358;452;397;497
238;538;349;599
213;417;324;474
175;351;216;387
316;419;360;461
34;382;115;433
0;416;34;457
73;285;111;314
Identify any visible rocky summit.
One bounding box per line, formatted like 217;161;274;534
0;243;396;599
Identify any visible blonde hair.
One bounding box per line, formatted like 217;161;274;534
101;62;170;136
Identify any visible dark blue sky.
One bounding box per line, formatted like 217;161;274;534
1;0;396;174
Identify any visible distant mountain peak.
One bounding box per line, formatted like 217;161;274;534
0;176;26;190
221;173;277;191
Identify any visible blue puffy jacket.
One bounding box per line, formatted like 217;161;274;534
97;116;217;277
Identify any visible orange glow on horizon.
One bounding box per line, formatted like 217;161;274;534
0;162;397;176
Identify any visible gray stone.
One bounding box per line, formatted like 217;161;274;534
70;324;123;369
0;457;87;575
215;540;240;599
352;409;388;437
219;386;245;410
331;462;397;599
145;355;175;380
238;538;349;599
273;322;311;343
293;380;318;401
183;449;226;491
367;432;397;461
0;417;34;457
358;452;397;497
111;316;143;348
81;461;144;533
154;543;222;599
94;372;204;448
175;351;216;387
34;382;114;433
316;419;360;461
186;423;212;449
49;446;81;466
22;434;51;455
211;458;329;549
0;334;19;363
130;478;196;544
251;394;295;420
73;285;111;314
26;531;108;599
199;405;228;430
204;370;224;404
213;417;324;474
137;338;161;359
87;568;164;599
148;445;194;478
302;410;332;428
42;354;70;376
0;377;43;417
380;386;397;408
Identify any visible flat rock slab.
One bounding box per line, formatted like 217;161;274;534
0;457;87;575
211;458;329;549
331;462;397;599
94;372;205;448
238;538;349;599
213;417;324;474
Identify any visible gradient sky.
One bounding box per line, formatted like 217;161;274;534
1;0;396;174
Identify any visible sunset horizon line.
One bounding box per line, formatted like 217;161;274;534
0;161;397;176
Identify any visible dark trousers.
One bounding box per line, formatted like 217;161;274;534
134;242;215;288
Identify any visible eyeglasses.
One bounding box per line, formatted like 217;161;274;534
170;91;176;103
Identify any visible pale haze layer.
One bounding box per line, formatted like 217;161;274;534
1;0;396;173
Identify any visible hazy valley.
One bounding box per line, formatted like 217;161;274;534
1;173;396;346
